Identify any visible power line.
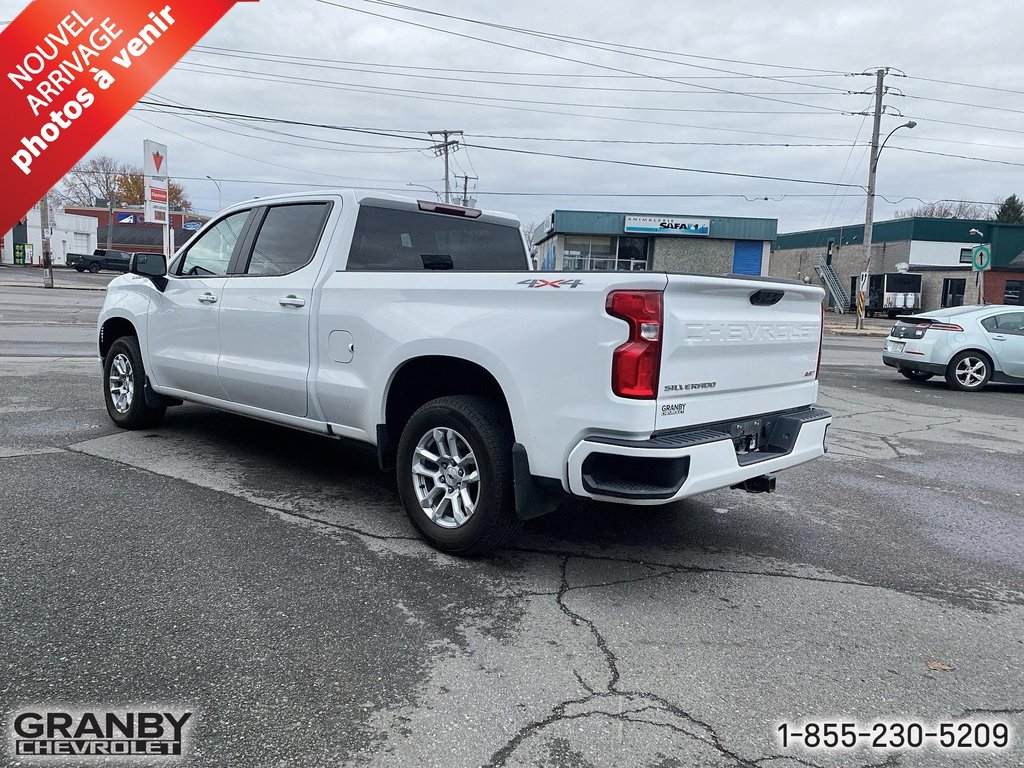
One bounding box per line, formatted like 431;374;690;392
174;61;840;116
127;111;424;183
61;170;999;208
897;92;1024;117
141;84;861;144
819;109;871;234
191;44;854;81
135;99;436;143
312;0;853;113
358;0;854;81
904;114;1024;137
133;100;864;188
903;75;1024;99
889;145;1024;168
462;140;862;188
465;133;865;148
183;47;854;96
140;95;425;154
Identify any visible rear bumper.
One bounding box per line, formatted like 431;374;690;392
882;354;946;375
566;406;831;504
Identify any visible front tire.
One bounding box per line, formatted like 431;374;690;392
945;351;991;392
396;395;519;555
74;266;85;272
900;369;934;382
103;336;166;429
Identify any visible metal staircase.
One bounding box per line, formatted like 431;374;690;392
814;256;849;313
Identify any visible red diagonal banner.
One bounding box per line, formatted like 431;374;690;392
0;0;257;236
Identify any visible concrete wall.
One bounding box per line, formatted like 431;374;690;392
49;213;99;264
651;237;734;274
770;242;974;311
770;241;917;282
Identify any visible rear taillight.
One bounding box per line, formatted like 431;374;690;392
927;322;964;332
816;301;824;379
606;290;663;399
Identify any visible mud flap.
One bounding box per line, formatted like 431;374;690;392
513;443;563;520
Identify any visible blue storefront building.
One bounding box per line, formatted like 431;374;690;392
531;209;777;276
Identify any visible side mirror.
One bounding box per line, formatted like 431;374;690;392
130;252;167;278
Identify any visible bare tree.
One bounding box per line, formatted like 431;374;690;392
55;155;125;208
893;200;993;219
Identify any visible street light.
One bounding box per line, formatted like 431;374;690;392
874;121;917;172
206;175;223;212
407;182;442;201
856;120;917;329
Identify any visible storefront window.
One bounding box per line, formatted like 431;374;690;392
562;235;648;271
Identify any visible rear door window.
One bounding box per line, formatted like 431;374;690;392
242;203;332;277
983;312;1024;335
346;206;527;271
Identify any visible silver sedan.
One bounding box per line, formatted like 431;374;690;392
881;305;1024;391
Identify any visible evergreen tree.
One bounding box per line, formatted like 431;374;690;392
995;194;1024;224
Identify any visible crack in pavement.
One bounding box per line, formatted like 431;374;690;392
58;438;1024;765
507;545;1024;609
484;556;786;768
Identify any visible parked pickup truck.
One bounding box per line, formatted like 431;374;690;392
97;191;831;554
67;249;131;273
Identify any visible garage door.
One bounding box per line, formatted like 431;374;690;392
731;241;763;275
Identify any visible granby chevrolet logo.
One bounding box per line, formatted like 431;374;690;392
11;709;192;757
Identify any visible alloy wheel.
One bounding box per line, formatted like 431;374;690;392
108;353;135;413
954;356;987;389
411;427;480;529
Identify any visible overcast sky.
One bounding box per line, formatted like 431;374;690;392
4;0;1023;233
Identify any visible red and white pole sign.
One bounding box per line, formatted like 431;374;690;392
0;0;257;236
144;139;169;224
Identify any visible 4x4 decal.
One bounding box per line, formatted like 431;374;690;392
517;278;584;288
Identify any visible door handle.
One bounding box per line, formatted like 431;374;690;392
992;335;1007;341
279;294;306;307
197;292;218;304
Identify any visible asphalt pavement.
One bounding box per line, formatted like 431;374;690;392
1;284;1022;767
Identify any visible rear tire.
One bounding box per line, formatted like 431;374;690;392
103;336;166;429
900;369;934;382
74;266;85;272
945;350;991;392
396;395;519;555
88;262;101;273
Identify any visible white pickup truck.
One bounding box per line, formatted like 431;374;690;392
98;191;830;553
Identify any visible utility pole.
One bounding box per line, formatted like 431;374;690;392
457;174;477;207
40;193;53;288
857;68;886;330
105;197;114;250
429;130;462;204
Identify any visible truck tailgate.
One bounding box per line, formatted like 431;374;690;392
655;276;823;431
